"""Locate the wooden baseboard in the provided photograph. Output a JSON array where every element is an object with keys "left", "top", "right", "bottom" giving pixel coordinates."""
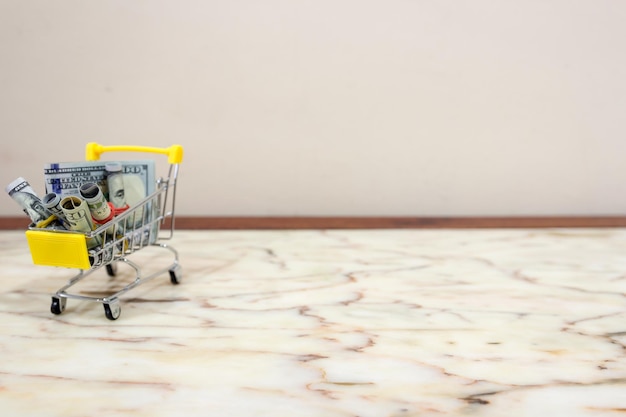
[
  {"left": 3, "top": 216, "right": 626, "bottom": 230},
  {"left": 166, "top": 216, "right": 626, "bottom": 229}
]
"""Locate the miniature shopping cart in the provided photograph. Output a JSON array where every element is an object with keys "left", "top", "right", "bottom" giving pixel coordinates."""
[{"left": 25, "top": 143, "right": 184, "bottom": 320}]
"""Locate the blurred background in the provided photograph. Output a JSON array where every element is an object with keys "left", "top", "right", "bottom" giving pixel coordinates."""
[{"left": 1, "top": 0, "right": 625, "bottom": 217}]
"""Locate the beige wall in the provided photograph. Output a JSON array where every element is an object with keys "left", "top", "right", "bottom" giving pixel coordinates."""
[{"left": 1, "top": 1, "right": 625, "bottom": 217}]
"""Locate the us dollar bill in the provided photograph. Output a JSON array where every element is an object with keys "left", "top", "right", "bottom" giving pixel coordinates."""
[
  {"left": 105, "top": 162, "right": 127, "bottom": 209},
  {"left": 42, "top": 193, "right": 66, "bottom": 220},
  {"left": 42, "top": 192, "right": 70, "bottom": 229},
  {"left": 80, "top": 182, "right": 112, "bottom": 222},
  {"left": 60, "top": 196, "right": 102, "bottom": 249},
  {"left": 44, "top": 160, "right": 155, "bottom": 206},
  {"left": 5, "top": 177, "right": 53, "bottom": 225},
  {"left": 88, "top": 245, "right": 115, "bottom": 268},
  {"left": 44, "top": 159, "right": 158, "bottom": 243}
]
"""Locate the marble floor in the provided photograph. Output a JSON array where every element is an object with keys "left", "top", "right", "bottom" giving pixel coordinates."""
[{"left": 0, "top": 228, "right": 625, "bottom": 416}]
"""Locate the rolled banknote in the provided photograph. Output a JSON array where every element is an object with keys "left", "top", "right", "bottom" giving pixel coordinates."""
[
  {"left": 42, "top": 193, "right": 67, "bottom": 221},
  {"left": 60, "top": 196, "right": 101, "bottom": 249},
  {"left": 41, "top": 192, "right": 69, "bottom": 229},
  {"left": 105, "top": 162, "right": 127, "bottom": 209},
  {"left": 79, "top": 182, "right": 112, "bottom": 222},
  {"left": 5, "top": 177, "right": 53, "bottom": 225}
]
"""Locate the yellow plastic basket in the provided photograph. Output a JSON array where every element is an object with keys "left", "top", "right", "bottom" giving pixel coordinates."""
[{"left": 26, "top": 230, "right": 91, "bottom": 270}]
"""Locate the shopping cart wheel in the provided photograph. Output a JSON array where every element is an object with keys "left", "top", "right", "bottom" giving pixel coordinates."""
[
  {"left": 106, "top": 262, "right": 118, "bottom": 277},
  {"left": 169, "top": 264, "right": 182, "bottom": 285},
  {"left": 50, "top": 296, "right": 66, "bottom": 315},
  {"left": 103, "top": 302, "right": 121, "bottom": 320}
]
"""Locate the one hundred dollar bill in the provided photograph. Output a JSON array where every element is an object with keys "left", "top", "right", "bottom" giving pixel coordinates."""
[{"left": 43, "top": 160, "right": 156, "bottom": 208}]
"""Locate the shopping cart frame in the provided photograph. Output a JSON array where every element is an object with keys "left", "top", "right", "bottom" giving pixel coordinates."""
[{"left": 25, "top": 143, "right": 184, "bottom": 320}]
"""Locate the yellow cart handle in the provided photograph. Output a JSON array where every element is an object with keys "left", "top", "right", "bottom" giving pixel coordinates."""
[{"left": 85, "top": 142, "right": 184, "bottom": 164}]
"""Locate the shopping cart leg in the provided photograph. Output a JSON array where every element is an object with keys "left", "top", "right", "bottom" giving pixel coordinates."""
[
  {"left": 51, "top": 296, "right": 67, "bottom": 315},
  {"left": 103, "top": 299, "right": 121, "bottom": 320},
  {"left": 169, "top": 264, "right": 182, "bottom": 285}
]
